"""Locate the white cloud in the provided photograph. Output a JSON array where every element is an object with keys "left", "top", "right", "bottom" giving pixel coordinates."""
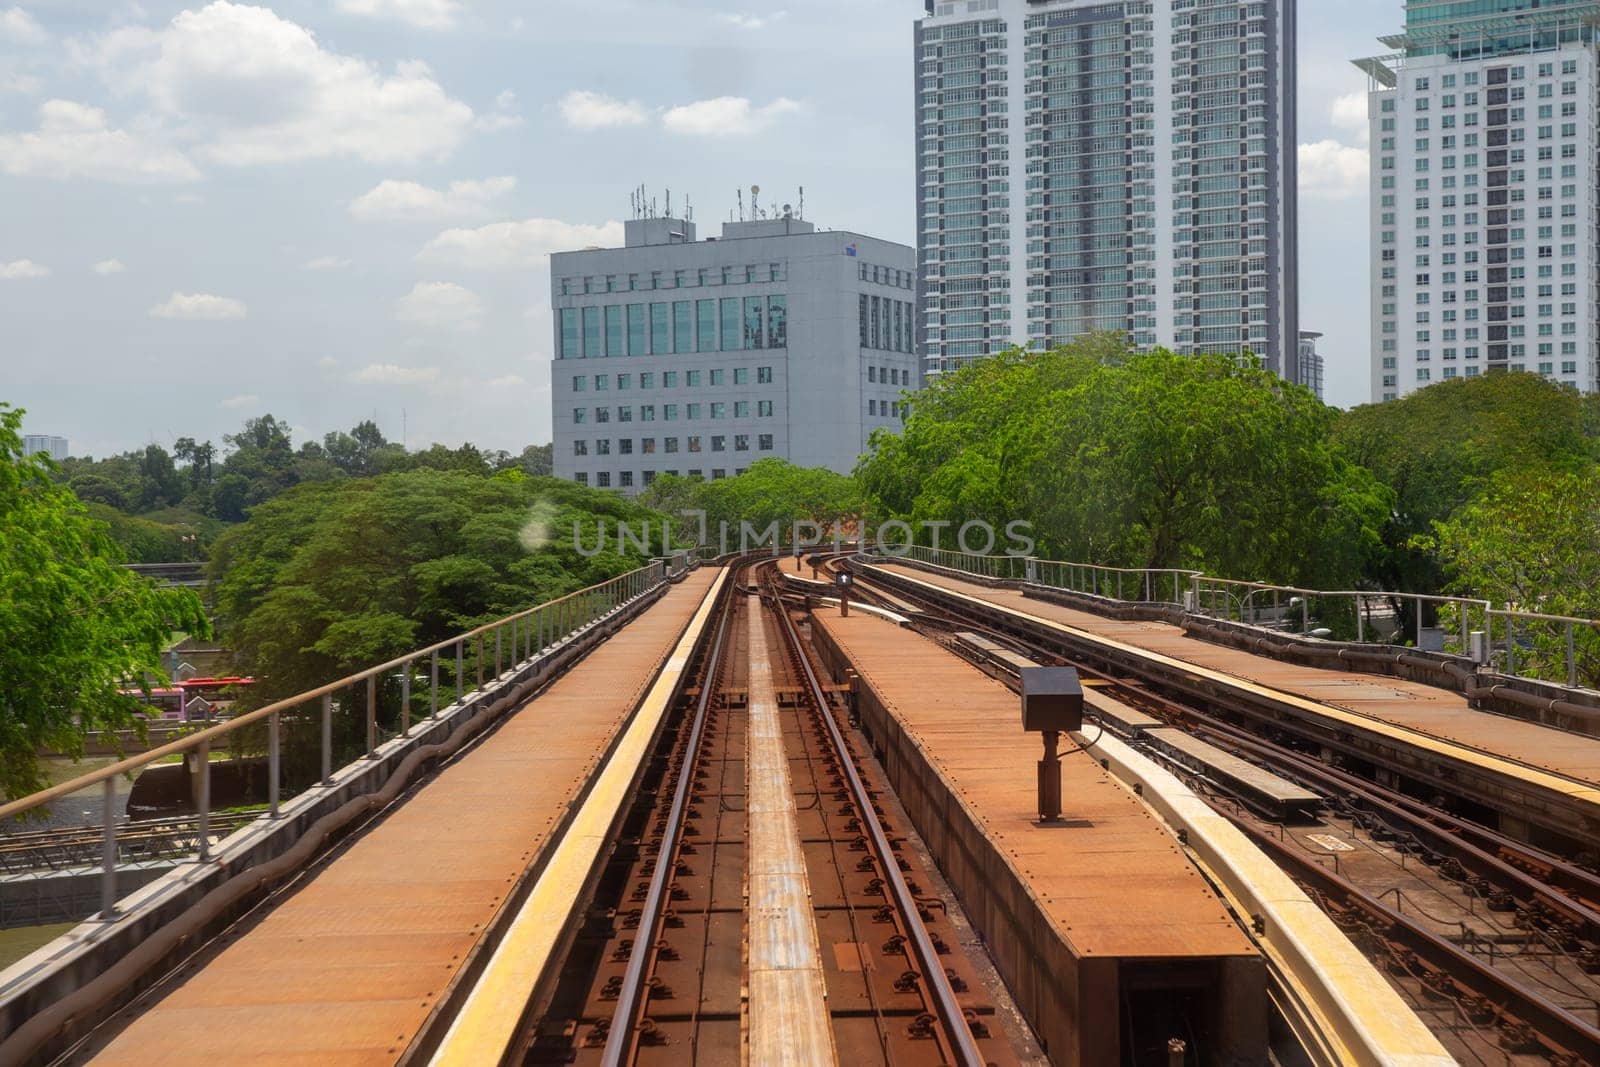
[
  {"left": 301, "top": 255, "right": 352, "bottom": 270},
  {"left": 0, "top": 7, "right": 46, "bottom": 45},
  {"left": 91, "top": 258, "right": 124, "bottom": 275},
  {"left": 148, "top": 291, "right": 248, "bottom": 320},
  {"left": 103, "top": 2, "right": 475, "bottom": 167},
  {"left": 352, "top": 361, "right": 441, "bottom": 384},
  {"left": 478, "top": 89, "right": 522, "bottom": 132},
  {"left": 350, "top": 176, "right": 515, "bottom": 222},
  {"left": 335, "top": 0, "right": 461, "bottom": 30},
  {"left": 484, "top": 373, "right": 525, "bottom": 388},
  {"left": 718, "top": 11, "right": 787, "bottom": 30},
  {"left": 558, "top": 90, "right": 648, "bottom": 130},
  {"left": 1330, "top": 92, "right": 1369, "bottom": 142},
  {"left": 661, "top": 96, "right": 801, "bottom": 137},
  {"left": 317, "top": 355, "right": 339, "bottom": 369},
  {"left": 1, "top": 71, "right": 40, "bottom": 94},
  {"left": 219, "top": 392, "right": 258, "bottom": 408},
  {"left": 0, "top": 258, "right": 48, "bottom": 279},
  {"left": 1299, "top": 140, "right": 1369, "bottom": 200},
  {"left": 0, "top": 99, "right": 201, "bottom": 183},
  {"left": 395, "top": 280, "right": 483, "bottom": 330},
  {"left": 419, "top": 217, "right": 624, "bottom": 269}
]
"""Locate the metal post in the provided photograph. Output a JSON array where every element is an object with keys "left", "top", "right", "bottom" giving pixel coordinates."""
[
  {"left": 101, "top": 777, "right": 118, "bottom": 919},
  {"left": 1416, "top": 595, "right": 1424, "bottom": 648},
  {"left": 401, "top": 661, "right": 412, "bottom": 735},
  {"left": 321, "top": 693, "right": 332, "bottom": 784},
  {"left": 197, "top": 739, "right": 212, "bottom": 862},
  {"left": 1145, "top": 570, "right": 1151, "bottom": 602},
  {"left": 268, "top": 711, "right": 280, "bottom": 818},
  {"left": 1117, "top": 571, "right": 1123, "bottom": 601},
  {"left": 476, "top": 634, "right": 484, "bottom": 691},
  {"left": 1302, "top": 597, "right": 1309, "bottom": 634},
  {"left": 1461, "top": 601, "right": 1470, "bottom": 655},
  {"left": 1356, "top": 594, "right": 1365, "bottom": 643},
  {"left": 430, "top": 650, "right": 439, "bottom": 719},
  {"left": 456, "top": 640, "right": 464, "bottom": 703},
  {"left": 1507, "top": 615, "right": 1516, "bottom": 676},
  {"left": 495, "top": 626, "right": 503, "bottom": 680},
  {"left": 366, "top": 676, "right": 377, "bottom": 757},
  {"left": 1567, "top": 623, "right": 1577, "bottom": 688}
]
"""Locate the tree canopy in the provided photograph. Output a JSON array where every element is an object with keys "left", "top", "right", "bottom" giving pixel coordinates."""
[
  {"left": 210, "top": 469, "right": 678, "bottom": 700},
  {"left": 639, "top": 459, "right": 860, "bottom": 549},
  {"left": 0, "top": 405, "right": 210, "bottom": 800},
  {"left": 856, "top": 337, "right": 1389, "bottom": 588}
]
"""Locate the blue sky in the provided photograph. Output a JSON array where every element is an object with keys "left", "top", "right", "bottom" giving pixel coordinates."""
[{"left": 1, "top": 0, "right": 1394, "bottom": 458}]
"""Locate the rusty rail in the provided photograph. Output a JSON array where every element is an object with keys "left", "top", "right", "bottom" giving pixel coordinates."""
[{"left": 768, "top": 574, "right": 987, "bottom": 1067}]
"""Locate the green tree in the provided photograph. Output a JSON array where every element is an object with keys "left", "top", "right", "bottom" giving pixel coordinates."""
[
  {"left": 857, "top": 338, "right": 1388, "bottom": 588},
  {"left": 1427, "top": 466, "right": 1600, "bottom": 686},
  {"left": 641, "top": 459, "right": 860, "bottom": 549},
  {"left": 0, "top": 405, "right": 210, "bottom": 800}
]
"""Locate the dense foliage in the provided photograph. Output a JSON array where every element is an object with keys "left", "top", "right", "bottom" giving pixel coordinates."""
[
  {"left": 210, "top": 469, "right": 676, "bottom": 701},
  {"left": 54, "top": 414, "right": 553, "bottom": 560},
  {"left": 639, "top": 459, "right": 860, "bottom": 550},
  {"left": 857, "top": 337, "right": 1389, "bottom": 588},
  {"left": 0, "top": 405, "right": 210, "bottom": 800}
]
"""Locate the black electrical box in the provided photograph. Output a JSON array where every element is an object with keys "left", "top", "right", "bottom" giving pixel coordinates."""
[{"left": 1020, "top": 666, "right": 1084, "bottom": 733}]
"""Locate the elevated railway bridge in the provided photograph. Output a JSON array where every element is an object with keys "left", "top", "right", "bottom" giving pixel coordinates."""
[{"left": 4, "top": 547, "right": 1599, "bottom": 1065}]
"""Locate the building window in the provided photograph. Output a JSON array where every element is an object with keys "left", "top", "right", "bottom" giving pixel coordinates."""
[
  {"left": 650, "top": 303, "right": 669, "bottom": 355},
  {"left": 709, "top": 369, "right": 724, "bottom": 386},
  {"left": 734, "top": 401, "right": 750, "bottom": 418},
  {"left": 758, "top": 400, "right": 773, "bottom": 417},
  {"left": 687, "top": 403, "right": 701, "bottom": 420},
  {"left": 697, "top": 299, "right": 718, "bottom": 352},
  {"left": 582, "top": 306, "right": 601, "bottom": 358},
  {"left": 674, "top": 300, "right": 693, "bottom": 353},
  {"left": 744, "top": 297, "right": 765, "bottom": 349},
  {"left": 620, "top": 471, "right": 633, "bottom": 488},
  {"left": 759, "top": 434, "right": 773, "bottom": 451},
  {"left": 627, "top": 304, "right": 647, "bottom": 356},
  {"left": 859, "top": 294, "right": 869, "bottom": 346},
  {"left": 688, "top": 436, "right": 702, "bottom": 453},
  {"left": 711, "top": 402, "right": 725, "bottom": 419},
  {"left": 560, "top": 308, "right": 579, "bottom": 359},
  {"left": 596, "top": 407, "right": 610, "bottom": 424},
  {"left": 572, "top": 375, "right": 585, "bottom": 391},
  {"left": 605, "top": 305, "right": 623, "bottom": 357},
  {"left": 641, "top": 405, "right": 655, "bottom": 422},
  {"left": 735, "top": 434, "right": 750, "bottom": 451},
  {"left": 767, "top": 295, "right": 787, "bottom": 348},
  {"left": 594, "top": 374, "right": 608, "bottom": 390},
  {"left": 711, "top": 435, "right": 726, "bottom": 452},
  {"left": 758, "top": 366, "right": 773, "bottom": 384},
  {"left": 575, "top": 472, "right": 588, "bottom": 485},
  {"left": 721, "top": 297, "right": 741, "bottom": 350},
  {"left": 573, "top": 440, "right": 587, "bottom": 456},
  {"left": 619, "top": 438, "right": 633, "bottom": 454},
  {"left": 642, "top": 437, "right": 656, "bottom": 454},
  {"left": 665, "top": 437, "right": 679, "bottom": 453},
  {"left": 597, "top": 471, "right": 610, "bottom": 487},
  {"left": 573, "top": 408, "right": 586, "bottom": 424},
  {"left": 733, "top": 367, "right": 748, "bottom": 385},
  {"left": 643, "top": 470, "right": 657, "bottom": 486},
  {"left": 868, "top": 366, "right": 876, "bottom": 383}
]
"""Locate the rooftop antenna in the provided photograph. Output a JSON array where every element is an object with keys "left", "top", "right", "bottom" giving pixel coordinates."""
[
  {"left": 666, "top": 188, "right": 672, "bottom": 217},
  {"left": 799, "top": 185, "right": 805, "bottom": 221},
  {"left": 751, "top": 184, "right": 761, "bottom": 220},
  {"left": 737, "top": 187, "right": 744, "bottom": 221}
]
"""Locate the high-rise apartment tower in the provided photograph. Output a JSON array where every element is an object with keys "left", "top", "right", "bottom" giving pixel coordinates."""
[
  {"left": 915, "top": 0, "right": 1299, "bottom": 378},
  {"left": 1358, "top": 0, "right": 1600, "bottom": 400}
]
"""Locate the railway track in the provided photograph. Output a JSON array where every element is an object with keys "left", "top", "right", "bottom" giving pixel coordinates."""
[
  {"left": 834, "top": 558, "right": 1600, "bottom": 1066},
  {"left": 510, "top": 558, "right": 1027, "bottom": 1065}
]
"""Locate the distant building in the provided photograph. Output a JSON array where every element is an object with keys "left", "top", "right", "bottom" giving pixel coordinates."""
[
  {"left": 1298, "top": 331, "right": 1325, "bottom": 401},
  {"left": 550, "top": 211, "right": 918, "bottom": 492},
  {"left": 914, "top": 0, "right": 1300, "bottom": 380},
  {"left": 1358, "top": 0, "right": 1600, "bottom": 400},
  {"left": 22, "top": 434, "right": 69, "bottom": 461}
]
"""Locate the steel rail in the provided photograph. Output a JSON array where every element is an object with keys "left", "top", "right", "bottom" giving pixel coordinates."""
[
  {"left": 767, "top": 570, "right": 987, "bottom": 1067},
  {"left": 599, "top": 570, "right": 737, "bottom": 1067}
]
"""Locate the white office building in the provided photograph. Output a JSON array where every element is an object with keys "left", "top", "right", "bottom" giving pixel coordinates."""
[
  {"left": 1358, "top": 1, "right": 1600, "bottom": 401},
  {"left": 915, "top": 0, "right": 1299, "bottom": 379},
  {"left": 22, "top": 434, "right": 69, "bottom": 461},
  {"left": 550, "top": 214, "right": 918, "bottom": 492}
]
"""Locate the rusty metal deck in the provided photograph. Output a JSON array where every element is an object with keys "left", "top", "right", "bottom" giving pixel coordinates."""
[
  {"left": 82, "top": 569, "right": 722, "bottom": 1067},
  {"left": 875, "top": 564, "right": 1600, "bottom": 784},
  {"left": 809, "top": 609, "right": 1252, "bottom": 962}
]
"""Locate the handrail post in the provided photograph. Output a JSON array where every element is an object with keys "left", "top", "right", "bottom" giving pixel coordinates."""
[
  {"left": 495, "top": 626, "right": 503, "bottom": 680},
  {"left": 456, "top": 640, "right": 464, "bottom": 704},
  {"left": 401, "top": 660, "right": 412, "bottom": 736},
  {"left": 1415, "top": 594, "right": 1424, "bottom": 648},
  {"left": 477, "top": 633, "right": 485, "bottom": 691},
  {"left": 1507, "top": 612, "right": 1517, "bottom": 676},
  {"left": 366, "top": 676, "right": 377, "bottom": 758},
  {"left": 430, "top": 650, "right": 439, "bottom": 719},
  {"left": 1461, "top": 600, "right": 1470, "bottom": 655},
  {"left": 100, "top": 778, "right": 118, "bottom": 919},
  {"left": 197, "top": 739, "right": 211, "bottom": 862},
  {"left": 1567, "top": 622, "right": 1577, "bottom": 688},
  {"left": 1357, "top": 594, "right": 1365, "bottom": 643},
  {"left": 321, "top": 694, "right": 332, "bottom": 784},
  {"left": 268, "top": 710, "right": 281, "bottom": 818}
]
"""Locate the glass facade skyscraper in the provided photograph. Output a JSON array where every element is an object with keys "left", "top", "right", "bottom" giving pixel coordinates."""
[
  {"left": 1358, "top": 0, "right": 1600, "bottom": 400},
  {"left": 915, "top": 0, "right": 1299, "bottom": 379}
]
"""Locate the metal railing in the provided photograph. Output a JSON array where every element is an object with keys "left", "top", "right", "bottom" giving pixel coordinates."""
[
  {"left": 0, "top": 558, "right": 682, "bottom": 923},
  {"left": 877, "top": 544, "right": 1598, "bottom": 691}
]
